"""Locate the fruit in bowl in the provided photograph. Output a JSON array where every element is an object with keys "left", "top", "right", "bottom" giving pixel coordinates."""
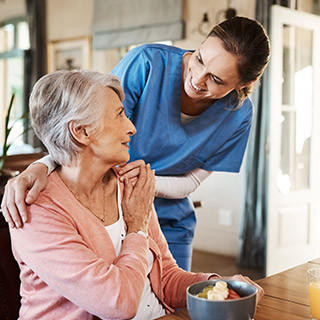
[
  {"left": 187, "top": 279, "right": 257, "bottom": 320},
  {"left": 196, "top": 280, "right": 241, "bottom": 301}
]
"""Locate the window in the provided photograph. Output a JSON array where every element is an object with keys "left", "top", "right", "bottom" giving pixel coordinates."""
[{"left": 0, "top": 18, "right": 33, "bottom": 155}]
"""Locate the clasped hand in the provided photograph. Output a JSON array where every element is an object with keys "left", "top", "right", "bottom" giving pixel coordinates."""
[{"left": 120, "top": 161, "right": 155, "bottom": 234}]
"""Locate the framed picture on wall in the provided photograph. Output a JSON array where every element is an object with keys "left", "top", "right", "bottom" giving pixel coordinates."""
[{"left": 47, "top": 36, "right": 91, "bottom": 73}]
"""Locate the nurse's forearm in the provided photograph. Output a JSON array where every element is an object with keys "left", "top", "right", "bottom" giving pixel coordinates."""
[{"left": 155, "top": 168, "right": 211, "bottom": 199}]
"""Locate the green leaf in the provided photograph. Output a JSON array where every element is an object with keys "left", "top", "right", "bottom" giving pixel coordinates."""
[{"left": 4, "top": 144, "right": 11, "bottom": 152}]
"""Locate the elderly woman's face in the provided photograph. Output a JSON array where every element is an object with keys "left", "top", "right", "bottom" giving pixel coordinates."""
[
  {"left": 183, "top": 36, "right": 241, "bottom": 103},
  {"left": 89, "top": 87, "right": 136, "bottom": 165}
]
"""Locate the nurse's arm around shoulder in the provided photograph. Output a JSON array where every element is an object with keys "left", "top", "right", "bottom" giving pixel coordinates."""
[
  {"left": 1, "top": 159, "right": 50, "bottom": 228},
  {"left": 116, "top": 161, "right": 212, "bottom": 199}
]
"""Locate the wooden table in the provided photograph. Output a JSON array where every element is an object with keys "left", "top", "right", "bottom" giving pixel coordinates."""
[
  {"left": 254, "top": 258, "right": 320, "bottom": 320},
  {"left": 158, "top": 258, "right": 320, "bottom": 319}
]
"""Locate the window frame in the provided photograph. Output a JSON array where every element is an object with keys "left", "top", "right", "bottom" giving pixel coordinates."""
[{"left": 0, "top": 16, "right": 30, "bottom": 151}]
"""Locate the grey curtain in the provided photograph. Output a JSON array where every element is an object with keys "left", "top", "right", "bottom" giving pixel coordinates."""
[
  {"left": 25, "top": 0, "right": 47, "bottom": 147},
  {"left": 237, "top": 0, "right": 290, "bottom": 271},
  {"left": 26, "top": 0, "right": 47, "bottom": 86},
  {"left": 92, "top": 0, "right": 184, "bottom": 49}
]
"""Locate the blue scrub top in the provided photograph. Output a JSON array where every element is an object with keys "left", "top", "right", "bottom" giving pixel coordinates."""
[{"left": 111, "top": 44, "right": 252, "bottom": 241}]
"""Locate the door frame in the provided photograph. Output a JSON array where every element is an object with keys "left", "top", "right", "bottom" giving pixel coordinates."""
[{"left": 267, "top": 5, "right": 320, "bottom": 276}]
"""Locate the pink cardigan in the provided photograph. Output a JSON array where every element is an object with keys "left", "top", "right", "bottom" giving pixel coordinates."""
[{"left": 10, "top": 171, "right": 213, "bottom": 319}]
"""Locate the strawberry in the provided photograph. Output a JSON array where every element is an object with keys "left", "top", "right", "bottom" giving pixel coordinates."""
[{"left": 227, "top": 288, "right": 241, "bottom": 300}]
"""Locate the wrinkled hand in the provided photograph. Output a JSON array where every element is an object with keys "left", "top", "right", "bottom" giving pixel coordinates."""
[
  {"left": 1, "top": 163, "right": 49, "bottom": 228},
  {"left": 121, "top": 163, "right": 155, "bottom": 234},
  {"left": 115, "top": 160, "right": 146, "bottom": 185}
]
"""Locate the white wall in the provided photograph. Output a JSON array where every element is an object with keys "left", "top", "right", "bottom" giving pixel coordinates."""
[
  {"left": 176, "top": 0, "right": 255, "bottom": 49},
  {"left": 190, "top": 162, "right": 248, "bottom": 256},
  {"left": 46, "top": 0, "right": 93, "bottom": 41},
  {"left": 1, "top": 0, "right": 255, "bottom": 257},
  {"left": 0, "top": 0, "right": 25, "bottom": 22},
  {"left": 45, "top": 0, "right": 255, "bottom": 78}
]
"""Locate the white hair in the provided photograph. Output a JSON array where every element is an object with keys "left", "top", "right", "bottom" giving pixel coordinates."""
[{"left": 29, "top": 70, "right": 124, "bottom": 166}]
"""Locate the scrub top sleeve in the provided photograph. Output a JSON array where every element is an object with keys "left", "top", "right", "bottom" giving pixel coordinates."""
[
  {"left": 111, "top": 46, "right": 150, "bottom": 119},
  {"left": 202, "top": 109, "right": 252, "bottom": 173},
  {"left": 32, "top": 154, "right": 57, "bottom": 175}
]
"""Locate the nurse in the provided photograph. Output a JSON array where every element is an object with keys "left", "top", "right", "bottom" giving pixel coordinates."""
[{"left": 1, "top": 17, "right": 270, "bottom": 271}]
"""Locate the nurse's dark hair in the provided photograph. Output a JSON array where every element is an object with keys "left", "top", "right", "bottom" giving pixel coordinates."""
[{"left": 208, "top": 16, "right": 270, "bottom": 108}]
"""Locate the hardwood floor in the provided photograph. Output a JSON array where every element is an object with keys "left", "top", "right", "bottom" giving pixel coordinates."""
[{"left": 191, "top": 250, "right": 265, "bottom": 281}]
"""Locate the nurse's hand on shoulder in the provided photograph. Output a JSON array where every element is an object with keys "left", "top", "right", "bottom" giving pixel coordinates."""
[
  {"left": 122, "top": 163, "right": 155, "bottom": 234},
  {"left": 1, "top": 163, "right": 49, "bottom": 229},
  {"left": 115, "top": 159, "right": 147, "bottom": 186}
]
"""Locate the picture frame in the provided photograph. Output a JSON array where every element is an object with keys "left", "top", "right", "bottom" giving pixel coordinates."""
[{"left": 47, "top": 36, "right": 91, "bottom": 73}]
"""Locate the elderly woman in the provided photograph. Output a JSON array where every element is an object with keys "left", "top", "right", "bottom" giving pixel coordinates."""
[{"left": 10, "top": 70, "right": 263, "bottom": 319}]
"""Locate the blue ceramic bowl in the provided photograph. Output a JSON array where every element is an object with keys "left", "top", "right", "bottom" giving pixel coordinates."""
[{"left": 187, "top": 279, "right": 257, "bottom": 320}]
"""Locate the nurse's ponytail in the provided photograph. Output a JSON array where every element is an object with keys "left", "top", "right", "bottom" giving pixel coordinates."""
[{"left": 208, "top": 17, "right": 270, "bottom": 109}]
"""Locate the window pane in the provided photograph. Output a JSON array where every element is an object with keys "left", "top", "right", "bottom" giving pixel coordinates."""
[
  {"left": 279, "top": 26, "right": 313, "bottom": 192},
  {"left": 0, "top": 60, "right": 5, "bottom": 126},
  {"left": 0, "top": 20, "right": 33, "bottom": 154},
  {"left": 280, "top": 111, "right": 311, "bottom": 192},
  {"left": 1, "top": 57, "right": 25, "bottom": 149},
  {"left": 282, "top": 26, "right": 313, "bottom": 106},
  {"left": 4, "top": 24, "right": 14, "bottom": 51},
  {"left": 282, "top": 25, "right": 293, "bottom": 106},
  {"left": 17, "top": 21, "right": 30, "bottom": 50},
  {"left": 0, "top": 28, "right": 5, "bottom": 53}
]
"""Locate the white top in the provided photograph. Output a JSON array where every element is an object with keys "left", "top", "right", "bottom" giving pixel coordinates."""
[{"left": 105, "top": 183, "right": 166, "bottom": 320}]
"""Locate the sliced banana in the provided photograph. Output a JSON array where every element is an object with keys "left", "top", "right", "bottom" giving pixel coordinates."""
[
  {"left": 207, "top": 290, "right": 225, "bottom": 301},
  {"left": 197, "top": 280, "right": 232, "bottom": 300},
  {"left": 206, "top": 281, "right": 229, "bottom": 301},
  {"left": 215, "top": 281, "right": 228, "bottom": 289},
  {"left": 213, "top": 286, "right": 228, "bottom": 299}
]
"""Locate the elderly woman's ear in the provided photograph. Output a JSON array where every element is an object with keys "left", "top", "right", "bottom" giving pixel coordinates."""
[{"left": 68, "top": 120, "right": 90, "bottom": 146}]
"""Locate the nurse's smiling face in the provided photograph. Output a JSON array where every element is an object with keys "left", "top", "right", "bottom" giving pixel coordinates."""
[{"left": 183, "top": 36, "right": 241, "bottom": 103}]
